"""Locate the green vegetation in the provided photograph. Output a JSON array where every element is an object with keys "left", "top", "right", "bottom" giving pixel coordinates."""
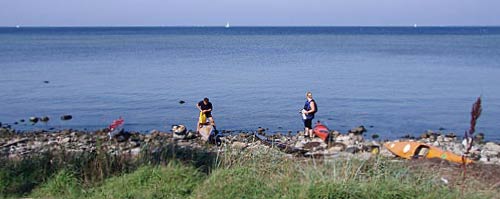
[
  {"left": 0, "top": 143, "right": 497, "bottom": 199},
  {"left": 29, "top": 163, "right": 203, "bottom": 199},
  {"left": 193, "top": 150, "right": 490, "bottom": 199},
  {"left": 30, "top": 169, "right": 82, "bottom": 198}
]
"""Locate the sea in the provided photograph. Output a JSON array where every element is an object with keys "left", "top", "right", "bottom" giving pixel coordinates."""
[{"left": 1, "top": 27, "right": 499, "bottom": 140}]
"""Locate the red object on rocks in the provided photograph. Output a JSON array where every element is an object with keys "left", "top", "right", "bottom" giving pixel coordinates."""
[
  {"left": 313, "top": 121, "right": 330, "bottom": 142},
  {"left": 109, "top": 117, "right": 124, "bottom": 131}
]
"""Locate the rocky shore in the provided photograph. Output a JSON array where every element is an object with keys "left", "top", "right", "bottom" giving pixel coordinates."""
[{"left": 1, "top": 125, "right": 499, "bottom": 165}]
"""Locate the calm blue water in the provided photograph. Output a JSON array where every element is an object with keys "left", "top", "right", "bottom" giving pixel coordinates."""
[{"left": 1, "top": 27, "right": 500, "bottom": 140}]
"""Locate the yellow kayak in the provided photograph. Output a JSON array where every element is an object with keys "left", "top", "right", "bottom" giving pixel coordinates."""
[{"left": 384, "top": 141, "right": 473, "bottom": 164}]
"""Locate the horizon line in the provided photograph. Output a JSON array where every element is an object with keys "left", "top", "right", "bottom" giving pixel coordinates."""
[{"left": 1, "top": 25, "right": 500, "bottom": 28}]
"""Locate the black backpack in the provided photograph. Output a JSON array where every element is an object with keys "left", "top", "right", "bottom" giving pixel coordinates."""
[{"left": 311, "top": 99, "right": 318, "bottom": 113}]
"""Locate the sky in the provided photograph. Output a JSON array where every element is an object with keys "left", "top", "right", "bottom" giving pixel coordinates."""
[{"left": 1, "top": 0, "right": 499, "bottom": 26}]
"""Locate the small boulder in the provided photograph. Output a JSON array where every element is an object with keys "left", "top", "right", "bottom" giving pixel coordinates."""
[
  {"left": 150, "top": 130, "right": 161, "bottom": 138},
  {"left": 128, "top": 141, "right": 140, "bottom": 148},
  {"left": 444, "top": 137, "right": 455, "bottom": 142},
  {"left": 436, "top": 135, "right": 445, "bottom": 142},
  {"left": 257, "top": 127, "right": 265, "bottom": 134},
  {"left": 429, "top": 135, "right": 437, "bottom": 142},
  {"left": 420, "top": 132, "right": 430, "bottom": 139},
  {"left": 272, "top": 132, "right": 282, "bottom": 139},
  {"left": 29, "top": 117, "right": 39, "bottom": 123},
  {"left": 61, "top": 137, "right": 71, "bottom": 143},
  {"left": 336, "top": 134, "right": 355, "bottom": 146},
  {"left": 445, "top": 132, "right": 457, "bottom": 138},
  {"left": 350, "top": 134, "right": 364, "bottom": 143},
  {"left": 186, "top": 131, "right": 196, "bottom": 139},
  {"left": 348, "top": 126, "right": 366, "bottom": 135},
  {"left": 483, "top": 142, "right": 500, "bottom": 153},
  {"left": 238, "top": 133, "right": 248, "bottom": 138},
  {"left": 328, "top": 142, "right": 347, "bottom": 152},
  {"left": 330, "top": 130, "right": 340, "bottom": 138},
  {"left": 172, "top": 125, "right": 187, "bottom": 140},
  {"left": 345, "top": 146, "right": 360, "bottom": 154},
  {"left": 0, "top": 127, "right": 10, "bottom": 136},
  {"left": 61, "top": 115, "right": 72, "bottom": 121},
  {"left": 303, "top": 142, "right": 322, "bottom": 150},
  {"left": 40, "top": 116, "right": 50, "bottom": 122},
  {"left": 401, "top": 134, "right": 415, "bottom": 139},
  {"left": 232, "top": 141, "right": 247, "bottom": 150},
  {"left": 474, "top": 133, "right": 485, "bottom": 143},
  {"left": 294, "top": 140, "right": 305, "bottom": 148},
  {"left": 129, "top": 147, "right": 141, "bottom": 156}
]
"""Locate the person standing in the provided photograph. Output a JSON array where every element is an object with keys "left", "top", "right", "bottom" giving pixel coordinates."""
[
  {"left": 196, "top": 97, "right": 215, "bottom": 132},
  {"left": 301, "top": 92, "right": 317, "bottom": 138}
]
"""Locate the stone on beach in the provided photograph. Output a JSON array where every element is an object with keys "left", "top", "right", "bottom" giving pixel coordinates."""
[
  {"left": 40, "top": 116, "right": 50, "bottom": 122},
  {"left": 328, "top": 142, "right": 347, "bottom": 153},
  {"left": 172, "top": 125, "right": 187, "bottom": 140},
  {"left": 482, "top": 142, "right": 500, "bottom": 160},
  {"left": 61, "top": 115, "right": 73, "bottom": 121},
  {"left": 475, "top": 133, "right": 485, "bottom": 143},
  {"left": 29, "top": 117, "right": 39, "bottom": 123},
  {"left": 348, "top": 126, "right": 366, "bottom": 135},
  {"left": 345, "top": 146, "right": 361, "bottom": 154},
  {"left": 232, "top": 141, "right": 247, "bottom": 150},
  {"left": 1, "top": 125, "right": 499, "bottom": 165}
]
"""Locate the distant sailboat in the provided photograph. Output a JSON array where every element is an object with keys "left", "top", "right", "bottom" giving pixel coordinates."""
[
  {"left": 413, "top": 24, "right": 418, "bottom": 28},
  {"left": 15, "top": 25, "right": 20, "bottom": 28},
  {"left": 225, "top": 22, "right": 230, "bottom": 28}
]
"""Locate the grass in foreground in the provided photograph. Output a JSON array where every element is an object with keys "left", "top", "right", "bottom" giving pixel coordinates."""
[
  {"left": 1, "top": 143, "right": 498, "bottom": 199},
  {"left": 30, "top": 163, "right": 204, "bottom": 199},
  {"left": 192, "top": 150, "right": 492, "bottom": 199}
]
